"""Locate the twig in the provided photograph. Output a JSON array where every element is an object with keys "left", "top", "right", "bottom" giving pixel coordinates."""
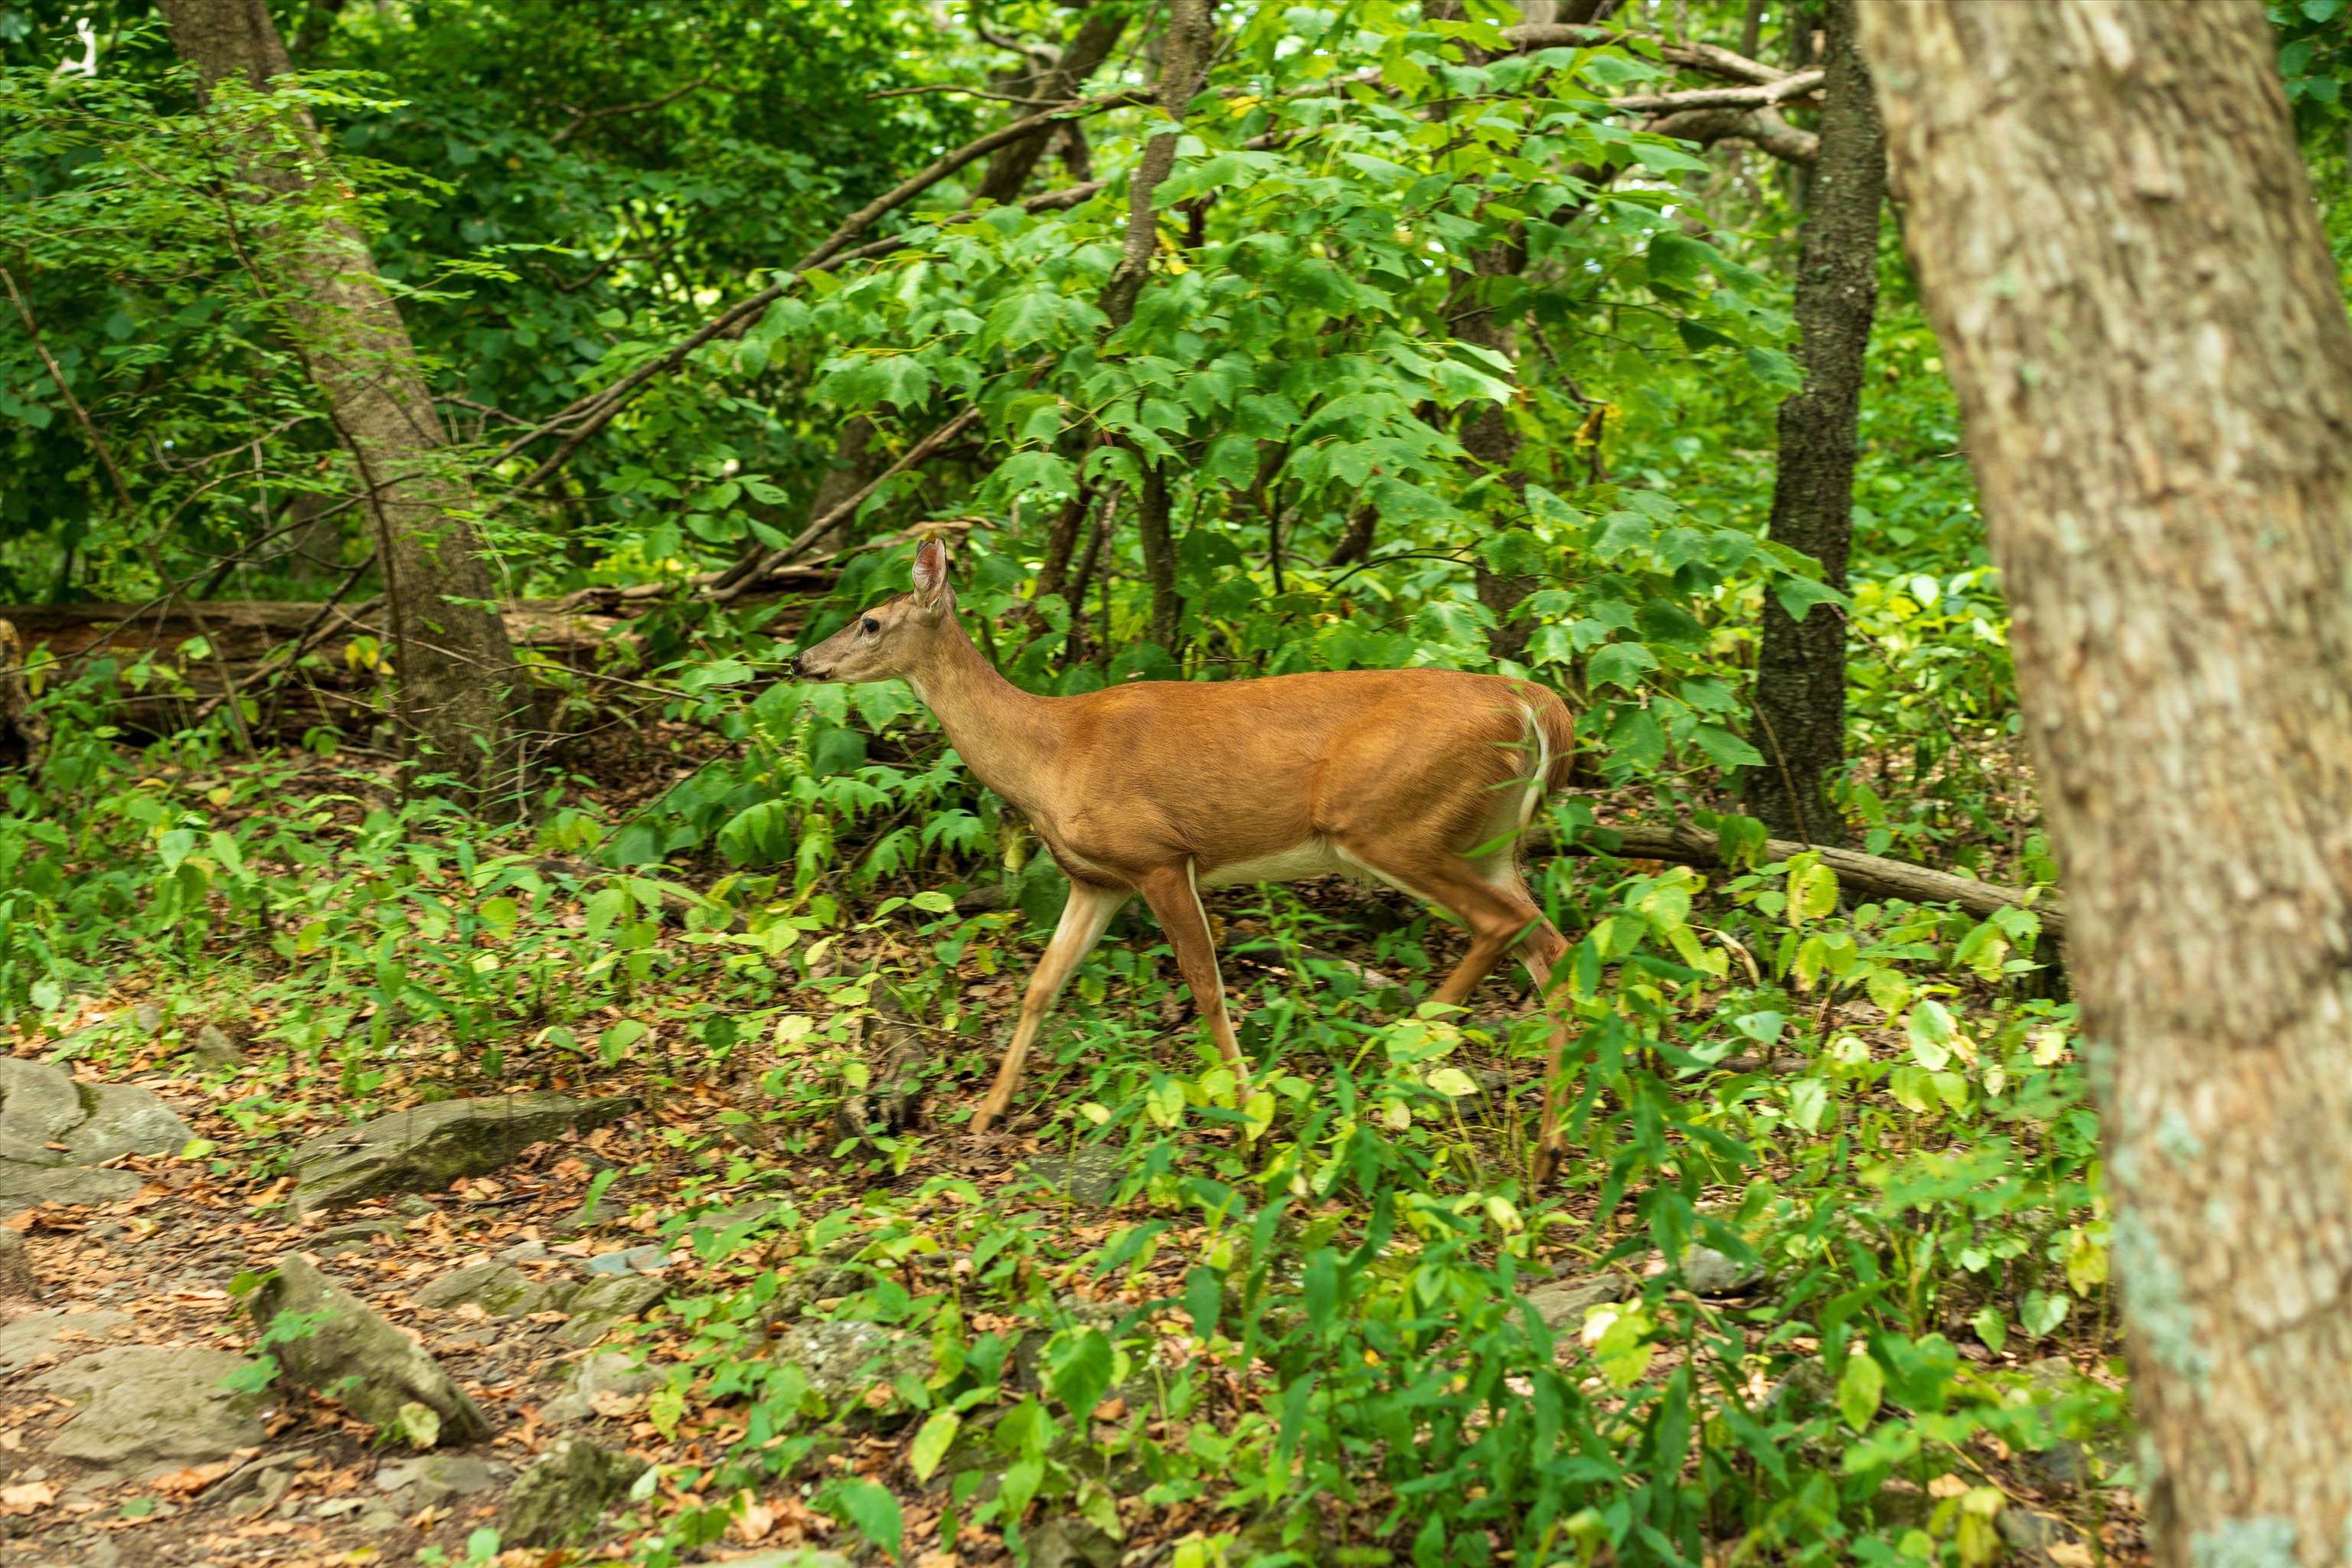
[
  {"left": 551, "top": 69, "right": 721, "bottom": 146},
  {"left": 708, "top": 405, "right": 988, "bottom": 599}
]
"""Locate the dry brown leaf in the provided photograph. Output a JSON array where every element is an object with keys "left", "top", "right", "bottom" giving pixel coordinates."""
[
  {"left": 152, "top": 1460, "right": 236, "bottom": 1496},
  {"left": 733, "top": 1493, "right": 776, "bottom": 1543},
  {"left": 0, "top": 1480, "right": 55, "bottom": 1514},
  {"left": 2045, "top": 1545, "right": 2095, "bottom": 1568}
]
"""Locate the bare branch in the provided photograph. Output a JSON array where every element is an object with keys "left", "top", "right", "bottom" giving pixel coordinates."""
[{"left": 550, "top": 69, "right": 721, "bottom": 146}]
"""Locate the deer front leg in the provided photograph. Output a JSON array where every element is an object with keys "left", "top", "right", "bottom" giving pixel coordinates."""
[
  {"left": 971, "top": 880, "right": 1128, "bottom": 1138},
  {"left": 1136, "top": 862, "right": 1250, "bottom": 1092}
]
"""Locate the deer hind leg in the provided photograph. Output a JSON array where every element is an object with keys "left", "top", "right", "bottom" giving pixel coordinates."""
[
  {"left": 1136, "top": 861, "right": 1250, "bottom": 1089},
  {"left": 1333, "top": 841, "right": 1541, "bottom": 1007},
  {"left": 1516, "top": 915, "right": 1574, "bottom": 1183},
  {"left": 972, "top": 880, "right": 1128, "bottom": 1137},
  {"left": 1338, "top": 839, "right": 1579, "bottom": 1177}
]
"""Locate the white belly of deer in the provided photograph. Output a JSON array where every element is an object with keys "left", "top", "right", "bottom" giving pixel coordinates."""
[{"left": 1197, "top": 839, "right": 1354, "bottom": 889}]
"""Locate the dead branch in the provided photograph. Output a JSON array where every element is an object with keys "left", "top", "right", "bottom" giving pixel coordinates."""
[{"left": 1551, "top": 820, "right": 2066, "bottom": 939}]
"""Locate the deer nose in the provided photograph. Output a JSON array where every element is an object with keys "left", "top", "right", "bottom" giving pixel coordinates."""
[{"left": 792, "top": 652, "right": 809, "bottom": 678}]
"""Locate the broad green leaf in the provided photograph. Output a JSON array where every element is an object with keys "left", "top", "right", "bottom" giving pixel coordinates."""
[
  {"left": 1838, "top": 1351, "right": 1884, "bottom": 1430},
  {"left": 909, "top": 1410, "right": 959, "bottom": 1482}
]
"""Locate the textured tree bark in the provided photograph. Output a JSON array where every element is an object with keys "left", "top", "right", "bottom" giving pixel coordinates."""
[
  {"left": 972, "top": 8, "right": 1129, "bottom": 207},
  {"left": 1745, "top": 0, "right": 1881, "bottom": 845},
  {"left": 1100, "top": 0, "right": 1210, "bottom": 655},
  {"left": 160, "top": 0, "right": 524, "bottom": 802},
  {"left": 1857, "top": 2, "right": 2352, "bottom": 1560}
]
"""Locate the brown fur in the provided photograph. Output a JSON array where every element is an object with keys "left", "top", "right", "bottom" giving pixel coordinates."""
[{"left": 796, "top": 541, "right": 1579, "bottom": 1174}]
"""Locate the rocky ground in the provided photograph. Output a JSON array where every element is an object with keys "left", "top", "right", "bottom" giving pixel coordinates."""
[{"left": 0, "top": 1020, "right": 908, "bottom": 1568}]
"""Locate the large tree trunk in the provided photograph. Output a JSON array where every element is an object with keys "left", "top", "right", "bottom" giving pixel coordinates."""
[
  {"left": 160, "top": 0, "right": 524, "bottom": 802},
  {"left": 1745, "top": 0, "right": 1881, "bottom": 844},
  {"left": 1858, "top": 2, "right": 2352, "bottom": 1560}
]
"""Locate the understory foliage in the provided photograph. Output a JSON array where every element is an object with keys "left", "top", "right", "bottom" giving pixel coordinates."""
[{"left": 7, "top": 0, "right": 2342, "bottom": 1564}]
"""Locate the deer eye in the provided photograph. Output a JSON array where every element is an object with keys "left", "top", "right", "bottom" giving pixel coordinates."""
[{"left": 861, "top": 616, "right": 880, "bottom": 635}]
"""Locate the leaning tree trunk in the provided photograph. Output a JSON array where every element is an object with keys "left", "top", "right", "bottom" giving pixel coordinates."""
[
  {"left": 1745, "top": 0, "right": 1881, "bottom": 844},
  {"left": 1858, "top": 2, "right": 2352, "bottom": 1560},
  {"left": 161, "top": 0, "right": 524, "bottom": 802},
  {"left": 972, "top": 7, "right": 1128, "bottom": 207}
]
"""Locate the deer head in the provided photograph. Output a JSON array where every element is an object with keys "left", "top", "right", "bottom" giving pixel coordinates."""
[{"left": 792, "top": 537, "right": 956, "bottom": 684}]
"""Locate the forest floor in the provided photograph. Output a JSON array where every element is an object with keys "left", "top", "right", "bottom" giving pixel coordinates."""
[{"left": 0, "top": 726, "right": 2140, "bottom": 1568}]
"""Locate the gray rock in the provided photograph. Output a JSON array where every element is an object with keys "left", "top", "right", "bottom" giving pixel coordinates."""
[
  {"left": 1523, "top": 1272, "right": 1637, "bottom": 1331},
  {"left": 541, "top": 1350, "right": 662, "bottom": 1426},
  {"left": 317, "top": 1219, "right": 406, "bottom": 1244},
  {"left": 374, "top": 1453, "right": 503, "bottom": 1511},
  {"left": 1022, "top": 1142, "right": 1126, "bottom": 1207},
  {"left": 251, "top": 1255, "right": 492, "bottom": 1446},
  {"left": 0, "top": 1309, "right": 129, "bottom": 1372},
  {"left": 1680, "top": 1241, "right": 1763, "bottom": 1297},
  {"left": 0, "top": 1060, "right": 191, "bottom": 1217},
  {"left": 581, "top": 1244, "right": 665, "bottom": 1276},
  {"left": 34, "top": 1345, "right": 266, "bottom": 1467},
  {"left": 60, "top": 1083, "right": 192, "bottom": 1164},
  {"left": 1999, "top": 1504, "right": 2088, "bottom": 1567},
  {"left": 501, "top": 1436, "right": 647, "bottom": 1547},
  {"left": 1030, "top": 1517, "right": 1121, "bottom": 1568},
  {"left": 0, "top": 1059, "right": 87, "bottom": 1161},
  {"left": 0, "top": 1228, "right": 37, "bottom": 1298},
  {"left": 0, "top": 1162, "right": 141, "bottom": 1212},
  {"left": 554, "top": 1273, "right": 669, "bottom": 1347},
  {"left": 767, "top": 1319, "right": 929, "bottom": 1410},
  {"left": 498, "top": 1240, "right": 550, "bottom": 1263},
  {"left": 286, "top": 1093, "right": 636, "bottom": 1217},
  {"left": 356, "top": 1506, "right": 404, "bottom": 1534},
  {"left": 217, "top": 1454, "right": 302, "bottom": 1517},
  {"left": 683, "top": 1197, "right": 788, "bottom": 1238},
  {"left": 189, "top": 1025, "right": 243, "bottom": 1069},
  {"left": 414, "top": 1260, "right": 570, "bottom": 1317}
]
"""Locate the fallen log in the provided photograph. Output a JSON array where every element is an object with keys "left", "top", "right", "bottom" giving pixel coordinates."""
[
  {"left": 1554, "top": 820, "right": 2066, "bottom": 940},
  {"left": 4, "top": 599, "right": 642, "bottom": 740}
]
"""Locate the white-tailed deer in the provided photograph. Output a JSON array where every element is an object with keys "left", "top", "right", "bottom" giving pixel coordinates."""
[{"left": 794, "top": 540, "right": 1579, "bottom": 1174}]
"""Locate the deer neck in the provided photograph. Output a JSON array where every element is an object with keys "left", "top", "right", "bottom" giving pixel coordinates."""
[{"left": 904, "top": 609, "right": 1062, "bottom": 812}]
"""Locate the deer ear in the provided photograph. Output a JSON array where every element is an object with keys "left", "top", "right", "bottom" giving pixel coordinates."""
[{"left": 911, "top": 538, "right": 951, "bottom": 608}]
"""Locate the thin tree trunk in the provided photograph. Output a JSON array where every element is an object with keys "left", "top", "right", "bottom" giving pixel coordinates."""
[
  {"left": 1135, "top": 464, "right": 1181, "bottom": 653},
  {"left": 1099, "top": 0, "right": 1210, "bottom": 656},
  {"left": 972, "top": 8, "right": 1128, "bottom": 207},
  {"left": 1745, "top": 0, "right": 1881, "bottom": 844},
  {"left": 1858, "top": 2, "right": 2352, "bottom": 1560},
  {"left": 161, "top": 0, "right": 524, "bottom": 802}
]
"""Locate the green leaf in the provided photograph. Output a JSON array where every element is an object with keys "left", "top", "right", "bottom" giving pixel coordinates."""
[
  {"left": 910, "top": 890, "right": 957, "bottom": 914},
  {"left": 396, "top": 1401, "right": 442, "bottom": 1449},
  {"left": 1971, "top": 1304, "right": 2008, "bottom": 1355},
  {"left": 1184, "top": 1266, "right": 1222, "bottom": 1340},
  {"left": 1906, "top": 998, "right": 1956, "bottom": 1071},
  {"left": 2020, "top": 1289, "right": 2071, "bottom": 1338},
  {"left": 1774, "top": 576, "right": 1847, "bottom": 623},
  {"left": 1587, "top": 642, "right": 1659, "bottom": 691},
  {"left": 1788, "top": 861, "right": 1838, "bottom": 923},
  {"left": 830, "top": 1478, "right": 903, "bottom": 1562},
  {"left": 1690, "top": 724, "right": 1764, "bottom": 770},
  {"left": 1426, "top": 1067, "right": 1479, "bottom": 1098},
  {"left": 909, "top": 1410, "right": 960, "bottom": 1483},
  {"left": 1048, "top": 1327, "right": 1113, "bottom": 1422},
  {"left": 1838, "top": 1351, "right": 1884, "bottom": 1430}
]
